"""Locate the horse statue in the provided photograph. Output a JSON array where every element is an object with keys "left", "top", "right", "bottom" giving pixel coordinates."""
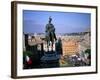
[{"left": 45, "top": 17, "right": 57, "bottom": 51}]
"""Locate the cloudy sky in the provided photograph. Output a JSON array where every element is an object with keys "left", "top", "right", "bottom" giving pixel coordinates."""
[{"left": 23, "top": 10, "right": 91, "bottom": 34}]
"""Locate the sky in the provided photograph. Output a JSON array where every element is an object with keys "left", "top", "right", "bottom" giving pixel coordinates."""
[{"left": 23, "top": 10, "right": 91, "bottom": 34}]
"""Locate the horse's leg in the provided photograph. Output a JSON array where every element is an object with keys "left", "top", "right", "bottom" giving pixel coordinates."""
[
  {"left": 51, "top": 41, "right": 54, "bottom": 51},
  {"left": 47, "top": 41, "right": 49, "bottom": 52}
]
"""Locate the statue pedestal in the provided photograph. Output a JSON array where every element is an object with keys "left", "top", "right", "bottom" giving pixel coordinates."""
[
  {"left": 41, "top": 51, "right": 60, "bottom": 62},
  {"left": 40, "top": 51, "right": 61, "bottom": 68}
]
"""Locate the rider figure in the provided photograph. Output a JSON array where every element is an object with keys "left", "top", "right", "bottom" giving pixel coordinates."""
[{"left": 45, "top": 16, "right": 57, "bottom": 41}]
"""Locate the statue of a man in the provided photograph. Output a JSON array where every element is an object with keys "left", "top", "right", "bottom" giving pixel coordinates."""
[{"left": 45, "top": 17, "right": 57, "bottom": 41}]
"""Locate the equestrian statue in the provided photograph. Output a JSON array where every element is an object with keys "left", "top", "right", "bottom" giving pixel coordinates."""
[{"left": 45, "top": 17, "right": 57, "bottom": 51}]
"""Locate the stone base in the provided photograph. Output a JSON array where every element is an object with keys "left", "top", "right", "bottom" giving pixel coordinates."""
[{"left": 41, "top": 51, "right": 61, "bottom": 63}]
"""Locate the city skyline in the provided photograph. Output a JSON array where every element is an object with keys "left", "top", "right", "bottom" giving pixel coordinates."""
[{"left": 23, "top": 10, "right": 91, "bottom": 34}]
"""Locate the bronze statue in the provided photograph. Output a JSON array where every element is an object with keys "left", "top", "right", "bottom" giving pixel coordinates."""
[{"left": 45, "top": 17, "right": 57, "bottom": 51}]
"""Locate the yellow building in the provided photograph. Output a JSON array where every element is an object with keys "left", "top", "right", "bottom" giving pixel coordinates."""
[{"left": 62, "top": 40, "right": 79, "bottom": 56}]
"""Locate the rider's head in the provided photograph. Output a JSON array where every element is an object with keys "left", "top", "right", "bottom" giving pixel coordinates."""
[{"left": 49, "top": 16, "right": 52, "bottom": 23}]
